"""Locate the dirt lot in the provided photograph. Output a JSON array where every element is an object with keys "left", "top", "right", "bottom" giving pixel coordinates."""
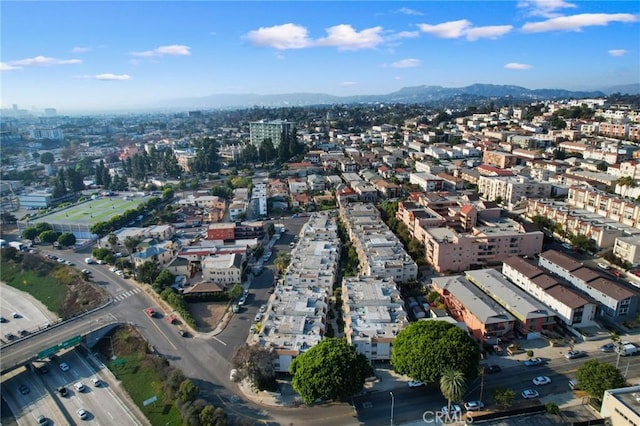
[{"left": 188, "top": 301, "right": 229, "bottom": 332}]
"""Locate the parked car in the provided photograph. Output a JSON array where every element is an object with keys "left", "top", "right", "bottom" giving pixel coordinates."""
[
  {"left": 597, "top": 263, "right": 610, "bottom": 270},
  {"left": 407, "top": 380, "right": 423, "bottom": 388},
  {"left": 232, "top": 305, "right": 241, "bottom": 313},
  {"left": 59, "top": 362, "right": 70, "bottom": 372},
  {"left": 178, "top": 329, "right": 190, "bottom": 337},
  {"left": 524, "top": 357, "right": 543, "bottom": 366},
  {"left": 12, "top": 312, "right": 20, "bottom": 318},
  {"left": 441, "top": 405, "right": 462, "bottom": 416},
  {"left": 259, "top": 304, "right": 267, "bottom": 313},
  {"left": 230, "top": 369, "right": 238, "bottom": 381},
  {"left": 57, "top": 386, "right": 68, "bottom": 397},
  {"left": 18, "top": 384, "right": 30, "bottom": 395},
  {"left": 254, "top": 313, "right": 262, "bottom": 322},
  {"left": 464, "top": 401, "right": 485, "bottom": 411},
  {"left": 565, "top": 350, "right": 587, "bottom": 359},
  {"left": 74, "top": 382, "right": 86, "bottom": 392},
  {"left": 0, "top": 316, "right": 7, "bottom": 323},
  {"left": 533, "top": 376, "right": 551, "bottom": 386},
  {"left": 91, "top": 377, "right": 102, "bottom": 387},
  {"left": 522, "top": 389, "right": 539, "bottom": 399},
  {"left": 37, "top": 415, "right": 49, "bottom": 425}
]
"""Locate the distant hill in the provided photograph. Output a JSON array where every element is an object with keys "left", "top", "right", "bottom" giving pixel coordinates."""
[{"left": 166, "top": 83, "right": 637, "bottom": 109}]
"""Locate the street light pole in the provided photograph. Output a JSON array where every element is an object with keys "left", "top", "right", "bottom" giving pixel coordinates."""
[{"left": 390, "top": 391, "right": 394, "bottom": 426}]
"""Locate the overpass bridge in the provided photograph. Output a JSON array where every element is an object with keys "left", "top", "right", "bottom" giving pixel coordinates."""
[{"left": 0, "top": 312, "right": 119, "bottom": 374}]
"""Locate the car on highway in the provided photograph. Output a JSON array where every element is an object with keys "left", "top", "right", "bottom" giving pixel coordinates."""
[
  {"left": 18, "top": 384, "right": 30, "bottom": 395},
  {"left": 74, "top": 382, "right": 86, "bottom": 392},
  {"left": 59, "top": 362, "right": 70, "bottom": 372},
  {"left": 76, "top": 408, "right": 88, "bottom": 420},
  {"left": 441, "top": 405, "right": 462, "bottom": 416},
  {"left": 407, "top": 380, "right": 423, "bottom": 388},
  {"left": 524, "top": 357, "right": 543, "bottom": 366},
  {"left": 565, "top": 350, "right": 587, "bottom": 359},
  {"left": 533, "top": 376, "right": 551, "bottom": 386},
  {"left": 522, "top": 389, "right": 539, "bottom": 399},
  {"left": 600, "top": 343, "right": 616, "bottom": 352},
  {"left": 485, "top": 365, "right": 501, "bottom": 374},
  {"left": 57, "top": 386, "right": 68, "bottom": 397},
  {"left": 464, "top": 401, "right": 485, "bottom": 411}
]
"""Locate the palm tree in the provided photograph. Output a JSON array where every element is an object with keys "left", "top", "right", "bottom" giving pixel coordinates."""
[
  {"left": 107, "top": 232, "right": 118, "bottom": 250},
  {"left": 440, "top": 369, "right": 467, "bottom": 419}
]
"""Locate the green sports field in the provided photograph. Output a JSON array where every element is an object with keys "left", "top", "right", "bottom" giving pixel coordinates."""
[{"left": 31, "top": 196, "right": 147, "bottom": 227}]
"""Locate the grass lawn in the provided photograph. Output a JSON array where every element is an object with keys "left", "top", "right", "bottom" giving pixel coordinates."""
[
  {"left": 31, "top": 196, "right": 147, "bottom": 226},
  {"left": 109, "top": 354, "right": 182, "bottom": 425},
  {"left": 0, "top": 260, "right": 67, "bottom": 313}
]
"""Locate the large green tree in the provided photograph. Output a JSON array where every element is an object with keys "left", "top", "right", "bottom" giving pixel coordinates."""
[
  {"left": 57, "top": 232, "right": 76, "bottom": 247},
  {"left": 231, "top": 344, "right": 277, "bottom": 391},
  {"left": 290, "top": 338, "right": 372, "bottom": 404},
  {"left": 391, "top": 321, "right": 481, "bottom": 383},
  {"left": 576, "top": 359, "right": 625, "bottom": 402}
]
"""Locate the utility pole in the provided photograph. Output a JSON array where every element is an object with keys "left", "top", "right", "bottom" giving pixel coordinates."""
[
  {"left": 390, "top": 391, "right": 394, "bottom": 426},
  {"left": 479, "top": 366, "right": 486, "bottom": 402}
]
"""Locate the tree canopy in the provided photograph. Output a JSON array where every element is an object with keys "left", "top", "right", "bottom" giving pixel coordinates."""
[
  {"left": 576, "top": 359, "right": 625, "bottom": 402},
  {"left": 290, "top": 338, "right": 373, "bottom": 404},
  {"left": 231, "top": 344, "right": 277, "bottom": 391},
  {"left": 391, "top": 321, "right": 480, "bottom": 383},
  {"left": 57, "top": 232, "right": 76, "bottom": 247}
]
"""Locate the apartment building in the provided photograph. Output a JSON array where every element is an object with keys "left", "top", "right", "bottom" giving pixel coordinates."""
[
  {"left": 201, "top": 253, "right": 243, "bottom": 286},
  {"left": 567, "top": 186, "right": 640, "bottom": 230},
  {"left": 340, "top": 202, "right": 418, "bottom": 283},
  {"left": 600, "top": 385, "right": 640, "bottom": 426},
  {"left": 527, "top": 198, "right": 635, "bottom": 249},
  {"left": 478, "top": 176, "right": 552, "bottom": 208},
  {"left": 502, "top": 256, "right": 597, "bottom": 327},
  {"left": 482, "top": 150, "right": 517, "bottom": 168},
  {"left": 258, "top": 211, "right": 340, "bottom": 373},
  {"left": 538, "top": 250, "right": 639, "bottom": 320},
  {"left": 251, "top": 182, "right": 268, "bottom": 217},
  {"left": 613, "top": 236, "right": 640, "bottom": 266},
  {"left": 342, "top": 276, "right": 408, "bottom": 362},
  {"left": 422, "top": 218, "right": 543, "bottom": 273},
  {"left": 465, "top": 269, "right": 557, "bottom": 336},
  {"left": 431, "top": 275, "right": 516, "bottom": 343},
  {"left": 409, "top": 172, "right": 445, "bottom": 192},
  {"left": 249, "top": 119, "right": 292, "bottom": 148}
]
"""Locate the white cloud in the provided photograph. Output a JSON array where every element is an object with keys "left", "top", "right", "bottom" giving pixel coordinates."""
[
  {"left": 95, "top": 73, "right": 132, "bottom": 81},
  {"left": 245, "top": 23, "right": 312, "bottom": 49},
  {"left": 608, "top": 49, "right": 628, "bottom": 56},
  {"left": 0, "top": 62, "right": 22, "bottom": 71},
  {"left": 418, "top": 19, "right": 471, "bottom": 38},
  {"left": 71, "top": 46, "right": 92, "bottom": 53},
  {"left": 522, "top": 13, "right": 638, "bottom": 33},
  {"left": 340, "top": 81, "right": 358, "bottom": 87},
  {"left": 130, "top": 44, "right": 191, "bottom": 57},
  {"left": 316, "top": 24, "right": 385, "bottom": 51},
  {"left": 274, "top": 52, "right": 285, "bottom": 60},
  {"left": 389, "top": 58, "right": 421, "bottom": 68},
  {"left": 518, "top": 0, "right": 577, "bottom": 18},
  {"left": 505, "top": 62, "right": 533, "bottom": 70},
  {"left": 3, "top": 56, "right": 82, "bottom": 70},
  {"left": 387, "top": 30, "right": 420, "bottom": 41},
  {"left": 466, "top": 25, "right": 514, "bottom": 41},
  {"left": 395, "top": 7, "right": 423, "bottom": 16}
]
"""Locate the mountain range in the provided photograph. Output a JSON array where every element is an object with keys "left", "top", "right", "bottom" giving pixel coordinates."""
[{"left": 167, "top": 83, "right": 640, "bottom": 110}]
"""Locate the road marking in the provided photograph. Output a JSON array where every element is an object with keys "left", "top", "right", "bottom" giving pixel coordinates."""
[
  {"left": 108, "top": 411, "right": 114, "bottom": 419},
  {"left": 212, "top": 335, "right": 227, "bottom": 346},
  {"left": 144, "top": 310, "right": 177, "bottom": 350}
]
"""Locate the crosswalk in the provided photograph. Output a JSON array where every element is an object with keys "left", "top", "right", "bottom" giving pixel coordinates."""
[{"left": 113, "top": 288, "right": 141, "bottom": 301}]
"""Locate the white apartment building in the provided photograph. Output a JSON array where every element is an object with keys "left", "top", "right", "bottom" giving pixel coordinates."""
[
  {"left": 501, "top": 256, "right": 597, "bottom": 327},
  {"left": 613, "top": 236, "right": 640, "bottom": 267},
  {"left": 342, "top": 276, "right": 408, "bottom": 362},
  {"left": 478, "top": 176, "right": 552, "bottom": 208},
  {"left": 251, "top": 183, "right": 267, "bottom": 217},
  {"left": 340, "top": 203, "right": 418, "bottom": 283},
  {"left": 249, "top": 119, "right": 292, "bottom": 148},
  {"left": 257, "top": 211, "right": 341, "bottom": 373},
  {"left": 202, "top": 253, "right": 243, "bottom": 286}
]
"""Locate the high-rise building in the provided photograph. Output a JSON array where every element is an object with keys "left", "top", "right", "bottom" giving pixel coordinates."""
[{"left": 249, "top": 119, "right": 292, "bottom": 148}]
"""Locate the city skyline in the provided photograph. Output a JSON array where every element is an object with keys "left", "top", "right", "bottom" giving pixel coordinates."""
[{"left": 1, "top": 1, "right": 639, "bottom": 113}]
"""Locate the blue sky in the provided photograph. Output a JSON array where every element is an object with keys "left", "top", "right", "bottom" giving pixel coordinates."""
[{"left": 1, "top": 1, "right": 639, "bottom": 112}]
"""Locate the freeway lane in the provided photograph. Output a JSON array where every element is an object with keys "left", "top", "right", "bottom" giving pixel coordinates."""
[{"left": 0, "top": 312, "right": 117, "bottom": 374}]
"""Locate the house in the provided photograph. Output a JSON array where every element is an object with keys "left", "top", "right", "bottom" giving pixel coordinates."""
[
  {"left": 202, "top": 253, "right": 243, "bottom": 286},
  {"left": 133, "top": 245, "right": 173, "bottom": 268},
  {"left": 166, "top": 256, "right": 192, "bottom": 277},
  {"left": 183, "top": 281, "right": 226, "bottom": 298}
]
